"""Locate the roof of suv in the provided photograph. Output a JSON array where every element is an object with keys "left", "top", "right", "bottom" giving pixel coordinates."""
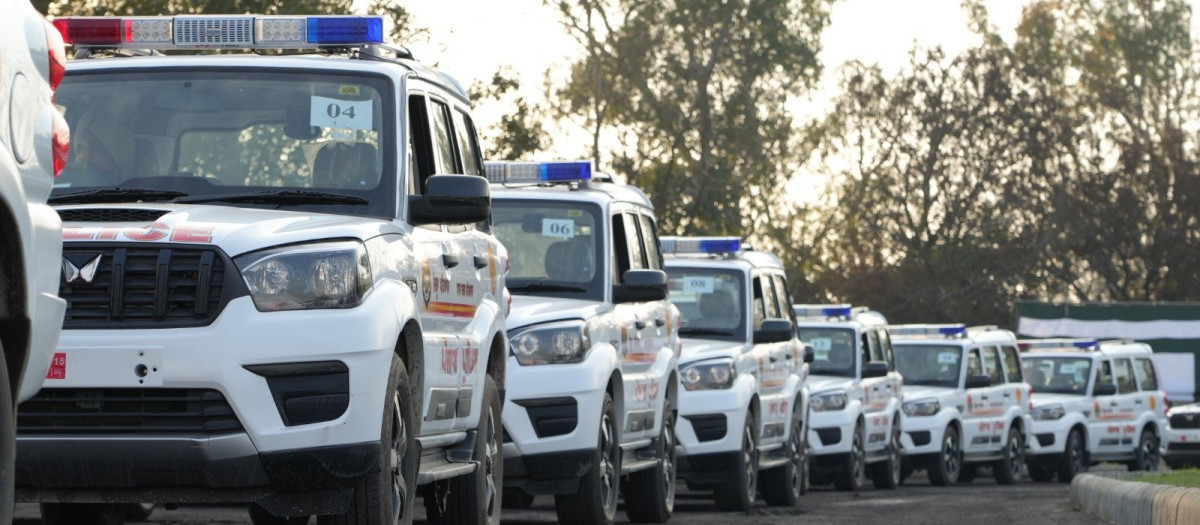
[
  {"left": 491, "top": 180, "right": 654, "bottom": 210},
  {"left": 1018, "top": 338, "right": 1154, "bottom": 358},
  {"left": 888, "top": 324, "right": 1017, "bottom": 347},
  {"left": 664, "top": 249, "right": 785, "bottom": 272},
  {"left": 794, "top": 305, "right": 887, "bottom": 329}
]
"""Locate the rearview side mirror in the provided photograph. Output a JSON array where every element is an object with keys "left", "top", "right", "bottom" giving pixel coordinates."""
[
  {"left": 862, "top": 361, "right": 889, "bottom": 379},
  {"left": 965, "top": 374, "right": 992, "bottom": 390},
  {"left": 803, "top": 344, "right": 815, "bottom": 364},
  {"left": 1092, "top": 382, "right": 1117, "bottom": 396},
  {"left": 613, "top": 270, "right": 668, "bottom": 304},
  {"left": 409, "top": 174, "right": 490, "bottom": 226},
  {"left": 753, "top": 319, "right": 794, "bottom": 345}
]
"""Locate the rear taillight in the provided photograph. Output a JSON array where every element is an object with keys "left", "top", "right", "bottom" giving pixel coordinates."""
[
  {"left": 44, "top": 19, "right": 66, "bottom": 91},
  {"left": 51, "top": 109, "right": 69, "bottom": 176}
]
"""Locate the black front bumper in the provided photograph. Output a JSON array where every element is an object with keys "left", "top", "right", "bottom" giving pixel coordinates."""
[
  {"left": 678, "top": 451, "right": 740, "bottom": 486},
  {"left": 503, "top": 448, "right": 595, "bottom": 496},
  {"left": 16, "top": 434, "right": 378, "bottom": 516}
]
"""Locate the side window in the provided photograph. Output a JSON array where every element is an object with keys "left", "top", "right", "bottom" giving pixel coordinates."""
[
  {"left": 637, "top": 214, "right": 662, "bottom": 270},
  {"left": 611, "top": 214, "right": 631, "bottom": 283},
  {"left": 982, "top": 346, "right": 1003, "bottom": 385},
  {"left": 407, "top": 94, "right": 434, "bottom": 194},
  {"left": 770, "top": 275, "right": 791, "bottom": 322},
  {"left": 452, "top": 109, "right": 482, "bottom": 176},
  {"left": 1097, "top": 360, "right": 1114, "bottom": 385},
  {"left": 878, "top": 329, "right": 895, "bottom": 370},
  {"left": 1135, "top": 358, "right": 1160, "bottom": 391},
  {"left": 866, "top": 330, "right": 883, "bottom": 363},
  {"left": 623, "top": 214, "right": 646, "bottom": 272},
  {"left": 752, "top": 277, "right": 766, "bottom": 330},
  {"left": 1001, "top": 346, "right": 1022, "bottom": 383},
  {"left": 966, "top": 348, "right": 983, "bottom": 378},
  {"left": 760, "top": 276, "right": 781, "bottom": 320},
  {"left": 428, "top": 99, "right": 460, "bottom": 175},
  {"left": 1114, "top": 358, "right": 1137, "bottom": 394}
]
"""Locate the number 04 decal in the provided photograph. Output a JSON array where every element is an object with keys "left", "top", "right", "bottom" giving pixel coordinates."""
[{"left": 310, "top": 95, "right": 373, "bottom": 131}]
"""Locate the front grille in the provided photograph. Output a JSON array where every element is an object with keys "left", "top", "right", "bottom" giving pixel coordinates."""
[
  {"left": 174, "top": 17, "right": 253, "bottom": 46},
  {"left": 908, "top": 430, "right": 931, "bottom": 447},
  {"left": 60, "top": 244, "right": 241, "bottom": 328},
  {"left": 1036, "top": 433, "right": 1055, "bottom": 447},
  {"left": 815, "top": 427, "right": 842, "bottom": 447},
  {"left": 685, "top": 414, "right": 727, "bottom": 442},
  {"left": 58, "top": 208, "right": 169, "bottom": 223},
  {"left": 1169, "top": 442, "right": 1200, "bottom": 451},
  {"left": 18, "top": 388, "right": 243, "bottom": 435},
  {"left": 1172, "top": 413, "right": 1200, "bottom": 429}
]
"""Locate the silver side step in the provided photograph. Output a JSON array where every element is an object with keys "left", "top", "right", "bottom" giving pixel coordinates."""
[{"left": 417, "top": 452, "right": 478, "bottom": 484}]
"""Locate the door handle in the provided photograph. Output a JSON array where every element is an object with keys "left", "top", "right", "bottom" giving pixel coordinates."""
[
  {"left": 785, "top": 353, "right": 794, "bottom": 360},
  {"left": 1135, "top": 400, "right": 1143, "bottom": 404},
  {"left": 655, "top": 318, "right": 666, "bottom": 327},
  {"left": 1003, "top": 393, "right": 1011, "bottom": 398},
  {"left": 635, "top": 320, "right": 647, "bottom": 330},
  {"left": 473, "top": 255, "right": 489, "bottom": 269},
  {"left": 980, "top": 395, "right": 989, "bottom": 400},
  {"left": 769, "top": 356, "right": 778, "bottom": 363},
  {"left": 1110, "top": 402, "right": 1118, "bottom": 406},
  {"left": 442, "top": 254, "right": 460, "bottom": 268}
]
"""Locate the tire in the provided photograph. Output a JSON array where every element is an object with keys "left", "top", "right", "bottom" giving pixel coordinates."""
[
  {"left": 1128, "top": 428, "right": 1160, "bottom": 472},
  {"left": 899, "top": 462, "right": 913, "bottom": 486},
  {"left": 40, "top": 504, "right": 126, "bottom": 525},
  {"left": 832, "top": 422, "right": 864, "bottom": 492},
  {"left": 501, "top": 488, "right": 535, "bottom": 510},
  {"left": 1027, "top": 464, "right": 1054, "bottom": 482},
  {"left": 713, "top": 408, "right": 758, "bottom": 511},
  {"left": 0, "top": 350, "right": 13, "bottom": 525},
  {"left": 624, "top": 396, "right": 676, "bottom": 522},
  {"left": 125, "top": 503, "right": 156, "bottom": 522},
  {"left": 761, "top": 405, "right": 804, "bottom": 506},
  {"left": 870, "top": 418, "right": 902, "bottom": 490},
  {"left": 927, "top": 425, "right": 961, "bottom": 486},
  {"left": 1056, "top": 429, "right": 1087, "bottom": 483},
  {"left": 555, "top": 393, "right": 620, "bottom": 525},
  {"left": 432, "top": 376, "right": 503, "bottom": 525},
  {"left": 318, "top": 354, "right": 416, "bottom": 525},
  {"left": 993, "top": 425, "right": 1024, "bottom": 485},
  {"left": 958, "top": 464, "right": 976, "bottom": 482},
  {"left": 249, "top": 503, "right": 310, "bottom": 525}
]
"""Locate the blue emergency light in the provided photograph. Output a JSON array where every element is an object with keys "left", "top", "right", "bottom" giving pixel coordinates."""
[
  {"left": 660, "top": 237, "right": 742, "bottom": 254},
  {"left": 823, "top": 306, "right": 853, "bottom": 318},
  {"left": 888, "top": 324, "right": 968, "bottom": 338},
  {"left": 53, "top": 15, "right": 385, "bottom": 50},
  {"left": 793, "top": 304, "right": 853, "bottom": 319},
  {"left": 939, "top": 325, "right": 967, "bottom": 336},
  {"left": 1073, "top": 339, "right": 1099, "bottom": 348},
  {"left": 484, "top": 161, "right": 594, "bottom": 184}
]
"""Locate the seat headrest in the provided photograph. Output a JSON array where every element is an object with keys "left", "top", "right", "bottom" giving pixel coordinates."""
[
  {"left": 313, "top": 141, "right": 379, "bottom": 189},
  {"left": 699, "top": 290, "right": 735, "bottom": 319}
]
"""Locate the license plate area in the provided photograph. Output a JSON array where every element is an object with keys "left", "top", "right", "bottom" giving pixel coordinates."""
[{"left": 45, "top": 347, "right": 164, "bottom": 387}]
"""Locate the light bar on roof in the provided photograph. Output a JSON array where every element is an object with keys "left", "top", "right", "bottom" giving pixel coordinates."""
[
  {"left": 793, "top": 304, "right": 853, "bottom": 319},
  {"left": 484, "top": 161, "right": 593, "bottom": 184},
  {"left": 1017, "top": 338, "right": 1100, "bottom": 352},
  {"left": 661, "top": 236, "right": 742, "bottom": 254},
  {"left": 887, "top": 324, "right": 967, "bottom": 338},
  {"left": 53, "top": 15, "right": 384, "bottom": 50}
]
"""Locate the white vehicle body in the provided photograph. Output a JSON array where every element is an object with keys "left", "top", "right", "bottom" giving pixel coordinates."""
[
  {"left": 1166, "top": 403, "right": 1200, "bottom": 469},
  {"left": 1021, "top": 339, "right": 1167, "bottom": 480},
  {"left": 890, "top": 325, "right": 1033, "bottom": 485},
  {"left": 490, "top": 167, "right": 679, "bottom": 523},
  {"left": 665, "top": 243, "right": 809, "bottom": 509},
  {"left": 17, "top": 19, "right": 509, "bottom": 524},
  {"left": 795, "top": 306, "right": 902, "bottom": 491}
]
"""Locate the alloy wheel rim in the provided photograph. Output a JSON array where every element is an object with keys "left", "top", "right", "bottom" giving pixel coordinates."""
[
  {"left": 743, "top": 423, "right": 758, "bottom": 498},
  {"left": 852, "top": 430, "right": 864, "bottom": 482},
  {"left": 1143, "top": 435, "right": 1158, "bottom": 470},
  {"left": 600, "top": 412, "right": 618, "bottom": 516},
  {"left": 890, "top": 425, "right": 901, "bottom": 485},
  {"left": 1070, "top": 434, "right": 1083, "bottom": 473},
  {"left": 1008, "top": 433, "right": 1023, "bottom": 476},
  {"left": 662, "top": 416, "right": 676, "bottom": 510},
  {"left": 789, "top": 421, "right": 803, "bottom": 497},
  {"left": 484, "top": 406, "right": 500, "bottom": 522},
  {"left": 944, "top": 431, "right": 960, "bottom": 477},
  {"left": 389, "top": 393, "right": 408, "bottom": 525}
]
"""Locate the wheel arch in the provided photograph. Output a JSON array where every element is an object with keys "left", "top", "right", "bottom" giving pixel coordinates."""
[
  {"left": 486, "top": 332, "right": 506, "bottom": 402},
  {"left": 607, "top": 370, "right": 624, "bottom": 430},
  {"left": 397, "top": 320, "right": 424, "bottom": 409},
  {"left": 0, "top": 198, "right": 28, "bottom": 401}
]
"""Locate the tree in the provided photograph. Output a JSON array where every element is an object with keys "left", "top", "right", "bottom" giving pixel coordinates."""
[
  {"left": 469, "top": 67, "right": 550, "bottom": 160},
  {"left": 548, "top": 0, "right": 834, "bottom": 238}
]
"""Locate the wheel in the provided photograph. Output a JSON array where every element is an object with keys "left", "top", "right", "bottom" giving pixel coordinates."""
[
  {"left": 958, "top": 464, "right": 976, "bottom": 482},
  {"left": 1027, "top": 464, "right": 1055, "bottom": 482},
  {"left": 713, "top": 408, "right": 758, "bottom": 511},
  {"left": 1057, "top": 429, "right": 1087, "bottom": 482},
  {"left": 1127, "top": 428, "right": 1160, "bottom": 472},
  {"left": 501, "top": 488, "right": 535, "bottom": 509},
  {"left": 870, "top": 418, "right": 902, "bottom": 489},
  {"left": 0, "top": 350, "right": 13, "bottom": 525},
  {"left": 899, "top": 462, "right": 913, "bottom": 486},
  {"left": 125, "top": 503, "right": 156, "bottom": 522},
  {"left": 249, "top": 503, "right": 309, "bottom": 524},
  {"left": 832, "top": 422, "right": 864, "bottom": 492},
  {"left": 624, "top": 396, "right": 676, "bottom": 522},
  {"left": 993, "top": 425, "right": 1024, "bottom": 484},
  {"left": 434, "top": 376, "right": 503, "bottom": 525},
  {"left": 318, "top": 354, "right": 416, "bottom": 525},
  {"left": 555, "top": 393, "right": 620, "bottom": 525},
  {"left": 927, "top": 425, "right": 961, "bottom": 486},
  {"left": 40, "top": 504, "right": 126, "bottom": 525},
  {"left": 761, "top": 404, "right": 805, "bottom": 506}
]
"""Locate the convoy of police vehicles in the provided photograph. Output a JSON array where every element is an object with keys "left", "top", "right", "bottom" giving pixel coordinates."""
[{"left": 0, "top": 8, "right": 1187, "bottom": 525}]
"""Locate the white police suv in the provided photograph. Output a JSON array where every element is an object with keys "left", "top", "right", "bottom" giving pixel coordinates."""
[
  {"left": 19, "top": 16, "right": 508, "bottom": 525},
  {"left": 1021, "top": 338, "right": 1167, "bottom": 481},
  {"left": 1167, "top": 402, "right": 1200, "bottom": 470},
  {"left": 488, "top": 161, "right": 679, "bottom": 525},
  {"left": 664, "top": 238, "right": 809, "bottom": 511},
  {"left": 889, "top": 324, "right": 1032, "bottom": 485},
  {"left": 794, "top": 305, "right": 902, "bottom": 491}
]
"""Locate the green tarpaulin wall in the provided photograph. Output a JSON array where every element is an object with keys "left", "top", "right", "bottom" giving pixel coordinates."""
[{"left": 1016, "top": 301, "right": 1200, "bottom": 402}]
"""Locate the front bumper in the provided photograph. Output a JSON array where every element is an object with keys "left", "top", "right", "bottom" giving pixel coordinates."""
[
  {"left": 898, "top": 412, "right": 951, "bottom": 456},
  {"left": 502, "top": 448, "right": 595, "bottom": 495},
  {"left": 808, "top": 409, "right": 857, "bottom": 456},
  {"left": 1166, "top": 428, "right": 1200, "bottom": 463},
  {"left": 502, "top": 349, "right": 614, "bottom": 460},
  {"left": 675, "top": 378, "right": 753, "bottom": 457},
  {"left": 1026, "top": 418, "right": 1072, "bottom": 456}
]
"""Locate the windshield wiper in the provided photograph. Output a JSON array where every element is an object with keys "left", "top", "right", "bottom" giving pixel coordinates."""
[
  {"left": 679, "top": 328, "right": 735, "bottom": 337},
  {"left": 507, "top": 283, "right": 588, "bottom": 294},
  {"left": 175, "top": 190, "right": 368, "bottom": 205},
  {"left": 49, "top": 188, "right": 188, "bottom": 204}
]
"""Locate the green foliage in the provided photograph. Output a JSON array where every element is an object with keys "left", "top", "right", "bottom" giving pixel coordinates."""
[
  {"left": 469, "top": 68, "right": 550, "bottom": 160},
  {"left": 1133, "top": 469, "right": 1200, "bottom": 488}
]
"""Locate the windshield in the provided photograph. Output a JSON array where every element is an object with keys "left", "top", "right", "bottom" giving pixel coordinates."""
[
  {"left": 667, "top": 267, "right": 746, "bottom": 342},
  {"left": 894, "top": 344, "right": 962, "bottom": 387},
  {"left": 798, "top": 327, "right": 857, "bottom": 377},
  {"left": 53, "top": 69, "right": 395, "bottom": 218},
  {"left": 1023, "top": 356, "right": 1093, "bottom": 395},
  {"left": 493, "top": 199, "right": 604, "bottom": 301}
]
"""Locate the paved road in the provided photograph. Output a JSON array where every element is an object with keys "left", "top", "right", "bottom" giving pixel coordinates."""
[{"left": 13, "top": 467, "right": 1101, "bottom": 525}]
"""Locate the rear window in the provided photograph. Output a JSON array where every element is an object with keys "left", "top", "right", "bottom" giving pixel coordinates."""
[{"left": 1135, "top": 358, "right": 1160, "bottom": 391}]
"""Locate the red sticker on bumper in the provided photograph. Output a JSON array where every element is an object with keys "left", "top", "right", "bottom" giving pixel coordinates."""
[{"left": 46, "top": 352, "right": 66, "bottom": 379}]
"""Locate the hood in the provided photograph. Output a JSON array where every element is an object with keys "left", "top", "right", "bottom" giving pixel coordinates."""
[
  {"left": 902, "top": 385, "right": 958, "bottom": 403},
  {"left": 679, "top": 339, "right": 744, "bottom": 365},
  {"left": 1169, "top": 402, "right": 1200, "bottom": 416},
  {"left": 807, "top": 375, "right": 856, "bottom": 395},
  {"left": 58, "top": 204, "right": 395, "bottom": 257},
  {"left": 506, "top": 294, "right": 608, "bottom": 331},
  {"left": 1030, "top": 392, "right": 1087, "bottom": 407}
]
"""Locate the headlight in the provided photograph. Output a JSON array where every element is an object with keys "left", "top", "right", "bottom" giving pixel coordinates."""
[
  {"left": 680, "top": 359, "right": 736, "bottom": 391},
  {"left": 1033, "top": 404, "right": 1066, "bottom": 421},
  {"left": 236, "top": 241, "right": 371, "bottom": 312},
  {"left": 510, "top": 321, "right": 590, "bottom": 366},
  {"left": 811, "top": 390, "right": 848, "bottom": 412},
  {"left": 902, "top": 399, "right": 941, "bottom": 417}
]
